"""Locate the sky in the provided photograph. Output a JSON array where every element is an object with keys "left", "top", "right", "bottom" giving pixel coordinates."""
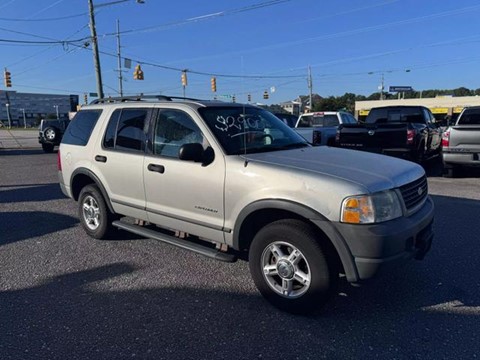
[{"left": 1, "top": 0, "right": 480, "bottom": 104}]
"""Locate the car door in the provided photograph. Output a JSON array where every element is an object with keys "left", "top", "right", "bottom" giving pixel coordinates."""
[
  {"left": 92, "top": 107, "right": 150, "bottom": 219},
  {"left": 143, "top": 108, "right": 226, "bottom": 243}
]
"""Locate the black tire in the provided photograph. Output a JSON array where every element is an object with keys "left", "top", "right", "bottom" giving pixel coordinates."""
[
  {"left": 78, "top": 184, "right": 116, "bottom": 239},
  {"left": 41, "top": 143, "right": 54, "bottom": 153},
  {"left": 248, "top": 219, "right": 339, "bottom": 315},
  {"left": 43, "top": 127, "right": 57, "bottom": 142},
  {"left": 443, "top": 164, "right": 458, "bottom": 178}
]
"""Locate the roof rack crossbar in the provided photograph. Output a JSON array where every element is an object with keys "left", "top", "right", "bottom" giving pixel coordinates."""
[{"left": 89, "top": 95, "right": 205, "bottom": 105}]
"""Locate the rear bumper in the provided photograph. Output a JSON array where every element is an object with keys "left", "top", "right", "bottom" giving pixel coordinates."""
[
  {"left": 443, "top": 152, "right": 480, "bottom": 167},
  {"left": 332, "top": 196, "right": 434, "bottom": 281}
]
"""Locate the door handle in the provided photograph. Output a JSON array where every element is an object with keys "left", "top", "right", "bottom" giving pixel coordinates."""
[
  {"left": 148, "top": 164, "right": 165, "bottom": 173},
  {"left": 95, "top": 155, "right": 107, "bottom": 163}
]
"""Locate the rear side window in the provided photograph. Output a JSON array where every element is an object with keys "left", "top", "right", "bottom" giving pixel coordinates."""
[
  {"left": 458, "top": 108, "right": 480, "bottom": 125},
  {"left": 366, "top": 108, "right": 425, "bottom": 124},
  {"left": 297, "top": 114, "right": 339, "bottom": 127},
  {"left": 103, "top": 108, "right": 149, "bottom": 152},
  {"left": 61, "top": 110, "right": 102, "bottom": 146}
]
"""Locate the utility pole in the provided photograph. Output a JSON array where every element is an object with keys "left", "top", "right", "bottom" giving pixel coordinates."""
[
  {"left": 88, "top": 0, "right": 104, "bottom": 99},
  {"left": 308, "top": 65, "right": 313, "bottom": 112},
  {"left": 116, "top": 19, "right": 124, "bottom": 97}
]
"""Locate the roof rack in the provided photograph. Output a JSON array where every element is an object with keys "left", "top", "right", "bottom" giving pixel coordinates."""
[{"left": 89, "top": 95, "right": 206, "bottom": 105}]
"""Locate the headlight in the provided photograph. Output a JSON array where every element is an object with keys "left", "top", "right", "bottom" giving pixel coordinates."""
[{"left": 341, "top": 190, "right": 403, "bottom": 224}]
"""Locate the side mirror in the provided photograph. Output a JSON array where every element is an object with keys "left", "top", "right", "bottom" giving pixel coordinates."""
[
  {"left": 179, "top": 143, "right": 204, "bottom": 162},
  {"left": 179, "top": 143, "right": 215, "bottom": 166}
]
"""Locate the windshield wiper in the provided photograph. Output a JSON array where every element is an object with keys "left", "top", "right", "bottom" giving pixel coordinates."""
[{"left": 270, "top": 142, "right": 310, "bottom": 151}]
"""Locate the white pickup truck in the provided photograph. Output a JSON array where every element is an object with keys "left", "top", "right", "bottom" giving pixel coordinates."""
[
  {"left": 442, "top": 106, "right": 480, "bottom": 177},
  {"left": 294, "top": 111, "right": 357, "bottom": 146}
]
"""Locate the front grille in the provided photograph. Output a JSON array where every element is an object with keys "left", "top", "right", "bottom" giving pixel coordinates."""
[{"left": 399, "top": 175, "right": 428, "bottom": 212}]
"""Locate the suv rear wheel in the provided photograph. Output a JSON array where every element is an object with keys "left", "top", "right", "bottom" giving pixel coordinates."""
[
  {"left": 78, "top": 184, "right": 116, "bottom": 239},
  {"left": 249, "top": 219, "right": 339, "bottom": 314}
]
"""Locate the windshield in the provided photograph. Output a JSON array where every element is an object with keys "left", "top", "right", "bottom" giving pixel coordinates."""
[{"left": 199, "top": 106, "right": 309, "bottom": 155}]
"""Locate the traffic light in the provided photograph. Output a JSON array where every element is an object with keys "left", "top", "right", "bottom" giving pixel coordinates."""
[
  {"left": 84, "top": 94, "right": 88, "bottom": 104},
  {"left": 210, "top": 77, "right": 216, "bottom": 92},
  {"left": 247, "top": 94, "right": 251, "bottom": 102},
  {"left": 263, "top": 90, "right": 269, "bottom": 99},
  {"left": 133, "top": 64, "right": 144, "bottom": 80},
  {"left": 232, "top": 95, "right": 236, "bottom": 103},
  {"left": 4, "top": 69, "right": 12, "bottom": 88},
  {"left": 181, "top": 71, "right": 188, "bottom": 86}
]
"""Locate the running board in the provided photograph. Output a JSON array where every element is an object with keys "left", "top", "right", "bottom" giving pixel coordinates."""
[{"left": 112, "top": 220, "right": 237, "bottom": 263}]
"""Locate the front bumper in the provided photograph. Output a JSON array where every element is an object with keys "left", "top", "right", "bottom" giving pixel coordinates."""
[{"left": 333, "top": 196, "right": 434, "bottom": 281}]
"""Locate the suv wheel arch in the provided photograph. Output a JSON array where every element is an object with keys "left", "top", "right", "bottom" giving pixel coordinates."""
[
  {"left": 233, "top": 199, "right": 359, "bottom": 282},
  {"left": 71, "top": 168, "right": 115, "bottom": 214}
]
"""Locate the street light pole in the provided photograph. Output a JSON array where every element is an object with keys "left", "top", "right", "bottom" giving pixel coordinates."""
[
  {"left": 5, "top": 103, "right": 11, "bottom": 129},
  {"left": 88, "top": 0, "right": 104, "bottom": 99},
  {"left": 20, "top": 108, "right": 26, "bottom": 128},
  {"left": 54, "top": 105, "right": 59, "bottom": 119}
]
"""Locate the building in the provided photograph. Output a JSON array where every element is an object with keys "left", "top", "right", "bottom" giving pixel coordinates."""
[
  {"left": 0, "top": 91, "right": 79, "bottom": 127},
  {"left": 355, "top": 95, "right": 480, "bottom": 122},
  {"left": 279, "top": 100, "right": 302, "bottom": 116}
]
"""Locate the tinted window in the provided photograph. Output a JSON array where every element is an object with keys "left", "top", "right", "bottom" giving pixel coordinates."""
[
  {"left": 103, "top": 109, "right": 121, "bottom": 148},
  {"left": 153, "top": 109, "right": 204, "bottom": 158},
  {"left": 366, "top": 107, "right": 425, "bottom": 124},
  {"left": 102, "top": 108, "right": 148, "bottom": 152},
  {"left": 116, "top": 109, "right": 148, "bottom": 152},
  {"left": 298, "top": 114, "right": 339, "bottom": 127},
  {"left": 458, "top": 108, "right": 480, "bottom": 125},
  {"left": 61, "top": 110, "right": 102, "bottom": 146}
]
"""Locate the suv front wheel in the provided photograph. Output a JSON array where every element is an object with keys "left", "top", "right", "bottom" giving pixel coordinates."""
[
  {"left": 249, "top": 219, "right": 339, "bottom": 314},
  {"left": 78, "top": 184, "right": 116, "bottom": 239}
]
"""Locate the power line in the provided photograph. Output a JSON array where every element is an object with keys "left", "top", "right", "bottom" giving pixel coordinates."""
[
  {"left": 0, "top": 12, "right": 88, "bottom": 22},
  {"left": 100, "top": 0, "right": 292, "bottom": 37}
]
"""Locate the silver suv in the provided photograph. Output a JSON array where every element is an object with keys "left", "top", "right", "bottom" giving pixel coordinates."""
[{"left": 58, "top": 95, "right": 434, "bottom": 314}]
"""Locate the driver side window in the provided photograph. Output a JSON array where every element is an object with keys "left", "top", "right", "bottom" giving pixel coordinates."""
[{"left": 153, "top": 109, "right": 205, "bottom": 158}]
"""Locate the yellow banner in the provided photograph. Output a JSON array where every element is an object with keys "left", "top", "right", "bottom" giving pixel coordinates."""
[
  {"left": 430, "top": 107, "right": 449, "bottom": 114},
  {"left": 359, "top": 109, "right": 370, "bottom": 116},
  {"left": 453, "top": 107, "right": 464, "bottom": 113}
]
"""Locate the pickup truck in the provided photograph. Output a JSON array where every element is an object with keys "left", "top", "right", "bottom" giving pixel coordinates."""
[
  {"left": 336, "top": 106, "right": 442, "bottom": 163},
  {"left": 294, "top": 111, "right": 357, "bottom": 146},
  {"left": 442, "top": 106, "right": 480, "bottom": 177}
]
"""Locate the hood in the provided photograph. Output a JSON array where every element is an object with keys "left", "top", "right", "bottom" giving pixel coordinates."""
[{"left": 241, "top": 146, "right": 425, "bottom": 193}]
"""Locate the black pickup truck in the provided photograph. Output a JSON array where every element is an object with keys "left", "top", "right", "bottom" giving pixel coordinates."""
[
  {"left": 38, "top": 118, "right": 70, "bottom": 153},
  {"left": 335, "top": 105, "right": 442, "bottom": 163}
]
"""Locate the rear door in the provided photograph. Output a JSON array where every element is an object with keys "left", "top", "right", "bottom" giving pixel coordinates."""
[{"left": 91, "top": 107, "right": 150, "bottom": 219}]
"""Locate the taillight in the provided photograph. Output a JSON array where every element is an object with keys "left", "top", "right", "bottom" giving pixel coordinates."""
[
  {"left": 57, "top": 149, "right": 62, "bottom": 171},
  {"left": 407, "top": 129, "right": 416, "bottom": 145},
  {"left": 442, "top": 129, "right": 450, "bottom": 147}
]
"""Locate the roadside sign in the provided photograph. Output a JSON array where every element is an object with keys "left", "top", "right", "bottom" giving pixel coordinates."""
[
  {"left": 89, "top": 92, "right": 98, "bottom": 97},
  {"left": 389, "top": 86, "right": 413, "bottom": 92}
]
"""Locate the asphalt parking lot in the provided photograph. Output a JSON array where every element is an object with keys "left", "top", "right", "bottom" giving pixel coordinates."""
[{"left": 1, "top": 139, "right": 479, "bottom": 359}]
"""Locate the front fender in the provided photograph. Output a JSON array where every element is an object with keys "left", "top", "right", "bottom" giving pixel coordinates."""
[{"left": 233, "top": 199, "right": 359, "bottom": 282}]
